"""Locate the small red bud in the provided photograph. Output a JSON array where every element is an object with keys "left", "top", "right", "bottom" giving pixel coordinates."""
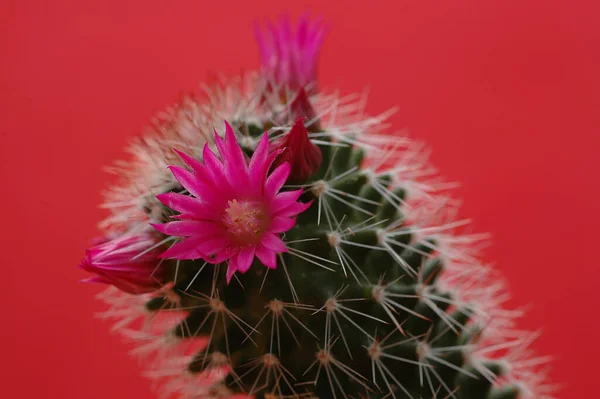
[
  {"left": 271, "top": 117, "right": 322, "bottom": 183},
  {"left": 290, "top": 88, "right": 318, "bottom": 126}
]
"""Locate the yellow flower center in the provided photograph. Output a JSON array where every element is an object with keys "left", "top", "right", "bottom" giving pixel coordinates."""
[{"left": 223, "top": 200, "right": 269, "bottom": 245}]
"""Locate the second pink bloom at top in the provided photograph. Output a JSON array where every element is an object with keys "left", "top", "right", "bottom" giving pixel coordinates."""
[
  {"left": 255, "top": 15, "right": 326, "bottom": 92},
  {"left": 153, "top": 123, "right": 313, "bottom": 283}
]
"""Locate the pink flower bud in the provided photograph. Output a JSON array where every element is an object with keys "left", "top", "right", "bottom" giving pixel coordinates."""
[
  {"left": 270, "top": 117, "right": 322, "bottom": 182},
  {"left": 290, "top": 88, "right": 318, "bottom": 126},
  {"left": 255, "top": 15, "right": 326, "bottom": 93},
  {"left": 79, "top": 233, "right": 164, "bottom": 294}
]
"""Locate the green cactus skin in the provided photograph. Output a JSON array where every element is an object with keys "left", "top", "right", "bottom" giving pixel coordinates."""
[{"left": 141, "top": 121, "right": 522, "bottom": 399}]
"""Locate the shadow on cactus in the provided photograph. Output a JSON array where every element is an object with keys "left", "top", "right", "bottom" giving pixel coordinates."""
[{"left": 81, "top": 14, "right": 554, "bottom": 399}]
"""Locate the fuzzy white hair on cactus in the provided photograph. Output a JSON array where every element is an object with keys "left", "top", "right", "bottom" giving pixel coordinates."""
[{"left": 81, "top": 14, "right": 555, "bottom": 399}]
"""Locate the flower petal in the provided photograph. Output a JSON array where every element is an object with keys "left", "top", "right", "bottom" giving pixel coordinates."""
[
  {"left": 224, "top": 122, "right": 248, "bottom": 170},
  {"left": 226, "top": 263, "right": 237, "bottom": 284},
  {"left": 151, "top": 221, "right": 219, "bottom": 237},
  {"left": 270, "top": 216, "right": 296, "bottom": 233},
  {"left": 159, "top": 239, "right": 204, "bottom": 260},
  {"left": 275, "top": 200, "right": 313, "bottom": 218},
  {"left": 265, "top": 162, "right": 291, "bottom": 199},
  {"left": 194, "top": 236, "right": 230, "bottom": 256},
  {"left": 256, "top": 245, "right": 277, "bottom": 269},
  {"left": 174, "top": 149, "right": 206, "bottom": 176},
  {"left": 248, "top": 133, "right": 270, "bottom": 188},
  {"left": 270, "top": 189, "right": 302, "bottom": 211},
  {"left": 202, "top": 143, "right": 228, "bottom": 187},
  {"left": 169, "top": 166, "right": 204, "bottom": 199},
  {"left": 220, "top": 123, "right": 249, "bottom": 187},
  {"left": 236, "top": 246, "right": 256, "bottom": 273},
  {"left": 261, "top": 232, "right": 288, "bottom": 253},
  {"left": 210, "top": 247, "right": 238, "bottom": 263},
  {"left": 249, "top": 132, "right": 269, "bottom": 169},
  {"left": 214, "top": 128, "right": 228, "bottom": 160},
  {"left": 156, "top": 192, "right": 203, "bottom": 215}
]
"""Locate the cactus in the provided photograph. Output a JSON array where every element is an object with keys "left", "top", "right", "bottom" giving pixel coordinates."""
[{"left": 82, "top": 15, "right": 554, "bottom": 399}]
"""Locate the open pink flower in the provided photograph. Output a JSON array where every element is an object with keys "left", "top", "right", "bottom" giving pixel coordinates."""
[
  {"left": 255, "top": 14, "right": 326, "bottom": 92},
  {"left": 153, "top": 122, "right": 312, "bottom": 283},
  {"left": 79, "top": 233, "right": 163, "bottom": 294}
]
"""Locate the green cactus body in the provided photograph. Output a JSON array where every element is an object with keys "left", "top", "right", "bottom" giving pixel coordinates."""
[
  {"left": 89, "top": 18, "right": 552, "bottom": 399},
  {"left": 135, "top": 120, "right": 521, "bottom": 399}
]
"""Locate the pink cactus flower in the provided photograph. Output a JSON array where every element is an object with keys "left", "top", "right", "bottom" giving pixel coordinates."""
[
  {"left": 270, "top": 116, "right": 322, "bottom": 183},
  {"left": 153, "top": 122, "right": 312, "bottom": 283},
  {"left": 255, "top": 14, "right": 326, "bottom": 92},
  {"left": 79, "top": 233, "right": 163, "bottom": 294}
]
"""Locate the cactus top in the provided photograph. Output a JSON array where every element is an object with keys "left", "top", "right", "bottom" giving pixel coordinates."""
[{"left": 80, "top": 14, "right": 554, "bottom": 399}]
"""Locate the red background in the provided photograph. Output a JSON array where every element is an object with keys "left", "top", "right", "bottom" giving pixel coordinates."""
[{"left": 1, "top": 0, "right": 598, "bottom": 397}]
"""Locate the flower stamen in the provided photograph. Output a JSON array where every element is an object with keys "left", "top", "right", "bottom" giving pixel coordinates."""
[{"left": 223, "top": 200, "right": 269, "bottom": 245}]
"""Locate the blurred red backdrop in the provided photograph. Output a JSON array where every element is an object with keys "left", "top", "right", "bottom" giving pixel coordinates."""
[{"left": 1, "top": 0, "right": 599, "bottom": 397}]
